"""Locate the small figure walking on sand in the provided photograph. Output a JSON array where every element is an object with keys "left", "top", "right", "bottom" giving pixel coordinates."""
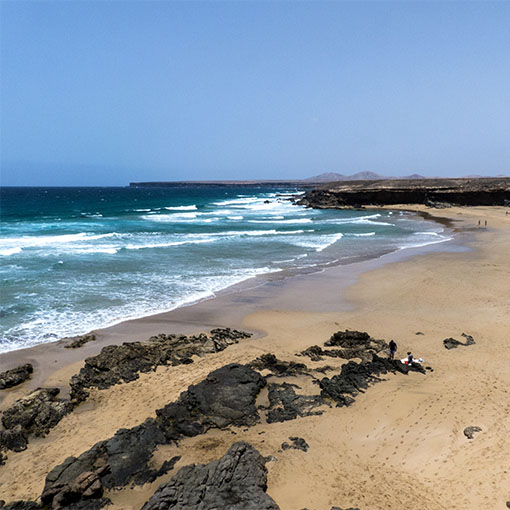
[
  {"left": 389, "top": 340, "right": 397, "bottom": 359},
  {"left": 485, "top": 220, "right": 487, "bottom": 227},
  {"left": 407, "top": 351, "right": 414, "bottom": 365}
]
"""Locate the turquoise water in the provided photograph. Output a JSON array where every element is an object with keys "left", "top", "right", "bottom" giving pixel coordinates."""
[{"left": 0, "top": 186, "right": 450, "bottom": 353}]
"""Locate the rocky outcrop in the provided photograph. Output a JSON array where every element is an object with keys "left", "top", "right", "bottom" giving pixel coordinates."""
[
  {"left": 0, "top": 329, "right": 252, "bottom": 455},
  {"left": 281, "top": 437, "right": 309, "bottom": 452},
  {"left": 464, "top": 426, "right": 482, "bottom": 439},
  {"left": 443, "top": 333, "right": 476, "bottom": 350},
  {"left": 298, "top": 177, "right": 510, "bottom": 208},
  {"left": 0, "top": 500, "right": 108, "bottom": 510},
  {"left": 70, "top": 328, "right": 251, "bottom": 402},
  {"left": 141, "top": 442, "right": 279, "bottom": 510},
  {"left": 0, "top": 502, "right": 43, "bottom": 510},
  {"left": 64, "top": 334, "right": 96, "bottom": 349},
  {"left": 0, "top": 364, "right": 33, "bottom": 390},
  {"left": 41, "top": 364, "right": 265, "bottom": 508},
  {"left": 249, "top": 354, "right": 309, "bottom": 377},
  {"left": 0, "top": 388, "right": 73, "bottom": 452},
  {"left": 320, "top": 354, "right": 425, "bottom": 407},
  {"left": 264, "top": 382, "right": 328, "bottom": 423},
  {"left": 300, "top": 330, "right": 388, "bottom": 362}
]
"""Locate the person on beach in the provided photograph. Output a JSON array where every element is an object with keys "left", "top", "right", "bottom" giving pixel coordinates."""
[
  {"left": 389, "top": 340, "right": 397, "bottom": 359},
  {"left": 407, "top": 351, "right": 414, "bottom": 365}
]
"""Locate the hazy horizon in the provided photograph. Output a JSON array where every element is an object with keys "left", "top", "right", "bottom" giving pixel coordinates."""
[{"left": 1, "top": 1, "right": 509, "bottom": 186}]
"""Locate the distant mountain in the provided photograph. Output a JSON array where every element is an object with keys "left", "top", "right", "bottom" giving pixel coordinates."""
[
  {"left": 400, "top": 173, "right": 426, "bottom": 180},
  {"left": 349, "top": 171, "right": 385, "bottom": 180},
  {"left": 302, "top": 172, "right": 346, "bottom": 182}
]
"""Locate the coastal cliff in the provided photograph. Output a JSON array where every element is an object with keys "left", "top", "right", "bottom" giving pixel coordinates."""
[{"left": 297, "top": 177, "right": 510, "bottom": 208}]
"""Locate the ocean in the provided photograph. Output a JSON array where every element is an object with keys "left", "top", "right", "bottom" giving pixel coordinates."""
[{"left": 0, "top": 186, "right": 451, "bottom": 353}]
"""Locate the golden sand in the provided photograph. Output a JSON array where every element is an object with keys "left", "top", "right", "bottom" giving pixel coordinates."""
[{"left": 1, "top": 206, "right": 509, "bottom": 509}]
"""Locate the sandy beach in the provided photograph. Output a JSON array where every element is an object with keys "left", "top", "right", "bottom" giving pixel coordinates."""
[{"left": 1, "top": 205, "right": 509, "bottom": 510}]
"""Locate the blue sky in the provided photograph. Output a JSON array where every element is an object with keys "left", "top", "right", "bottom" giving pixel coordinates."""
[{"left": 1, "top": 1, "right": 509, "bottom": 185}]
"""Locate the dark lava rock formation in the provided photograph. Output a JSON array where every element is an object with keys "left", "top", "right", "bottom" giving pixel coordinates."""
[
  {"left": 265, "top": 382, "right": 328, "bottom": 423},
  {"left": 281, "top": 437, "right": 309, "bottom": 452},
  {"left": 464, "top": 426, "right": 482, "bottom": 439},
  {"left": 0, "top": 502, "right": 44, "bottom": 510},
  {"left": 0, "top": 500, "right": 108, "bottom": 510},
  {"left": 443, "top": 333, "right": 476, "bottom": 350},
  {"left": 300, "top": 330, "right": 388, "bottom": 362},
  {"left": 64, "top": 334, "right": 96, "bottom": 349},
  {"left": 320, "top": 354, "right": 425, "bottom": 407},
  {"left": 0, "top": 388, "right": 73, "bottom": 453},
  {"left": 70, "top": 328, "right": 251, "bottom": 402},
  {"left": 0, "top": 364, "right": 33, "bottom": 390},
  {"left": 249, "top": 353, "right": 309, "bottom": 377},
  {"left": 41, "top": 364, "right": 265, "bottom": 508},
  {"left": 0, "top": 329, "right": 252, "bottom": 455},
  {"left": 297, "top": 177, "right": 510, "bottom": 208},
  {"left": 141, "top": 441, "right": 279, "bottom": 510}
]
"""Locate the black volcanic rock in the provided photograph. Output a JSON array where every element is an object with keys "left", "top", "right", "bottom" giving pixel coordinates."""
[
  {"left": 249, "top": 354, "right": 309, "bottom": 377},
  {"left": 70, "top": 328, "right": 251, "bottom": 402},
  {"left": 281, "top": 437, "right": 309, "bottom": 452},
  {"left": 299, "top": 177, "right": 510, "bottom": 208},
  {"left": 1, "top": 330, "right": 252, "bottom": 455},
  {"left": 324, "top": 330, "right": 388, "bottom": 361},
  {"left": 0, "top": 502, "right": 43, "bottom": 510},
  {"left": 443, "top": 333, "right": 476, "bottom": 350},
  {"left": 141, "top": 442, "right": 279, "bottom": 510},
  {"left": 0, "top": 364, "right": 33, "bottom": 390},
  {"left": 156, "top": 363, "right": 265, "bottom": 438},
  {"left": 299, "top": 345, "right": 325, "bottom": 362},
  {"left": 42, "top": 364, "right": 265, "bottom": 506},
  {"left": 0, "top": 388, "right": 73, "bottom": 452},
  {"left": 64, "top": 334, "right": 96, "bottom": 349},
  {"left": 265, "top": 382, "right": 327, "bottom": 423},
  {"left": 300, "top": 330, "right": 388, "bottom": 362},
  {"left": 320, "top": 355, "right": 425, "bottom": 407},
  {"left": 463, "top": 426, "right": 482, "bottom": 439}
]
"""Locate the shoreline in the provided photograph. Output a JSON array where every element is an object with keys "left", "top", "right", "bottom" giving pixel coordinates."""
[
  {"left": 1, "top": 205, "right": 509, "bottom": 509},
  {"left": 0, "top": 208, "right": 459, "bottom": 394},
  {"left": 0, "top": 203, "right": 446, "bottom": 356}
]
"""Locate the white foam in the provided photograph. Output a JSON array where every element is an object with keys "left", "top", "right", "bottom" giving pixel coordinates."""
[
  {"left": 124, "top": 239, "right": 216, "bottom": 250},
  {"left": 72, "top": 247, "right": 119, "bottom": 254},
  {"left": 353, "top": 219, "right": 394, "bottom": 226},
  {"left": 0, "top": 232, "right": 119, "bottom": 249},
  {"left": 227, "top": 216, "right": 243, "bottom": 220},
  {"left": 195, "top": 230, "right": 306, "bottom": 237},
  {"left": 213, "top": 197, "right": 260, "bottom": 206},
  {"left": 0, "top": 265, "right": 278, "bottom": 354},
  {"left": 348, "top": 232, "right": 376, "bottom": 237},
  {"left": 294, "top": 232, "right": 344, "bottom": 252},
  {"left": 141, "top": 213, "right": 198, "bottom": 222},
  {"left": 399, "top": 235, "right": 453, "bottom": 250},
  {"left": 0, "top": 247, "right": 22, "bottom": 256},
  {"left": 248, "top": 218, "right": 313, "bottom": 224},
  {"left": 415, "top": 231, "right": 441, "bottom": 236},
  {"left": 164, "top": 205, "right": 198, "bottom": 211}
]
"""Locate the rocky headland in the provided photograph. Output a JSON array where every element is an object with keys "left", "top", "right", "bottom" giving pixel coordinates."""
[{"left": 297, "top": 177, "right": 510, "bottom": 208}]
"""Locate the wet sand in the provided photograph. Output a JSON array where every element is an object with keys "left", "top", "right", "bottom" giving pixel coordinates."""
[{"left": 1, "top": 206, "right": 509, "bottom": 509}]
